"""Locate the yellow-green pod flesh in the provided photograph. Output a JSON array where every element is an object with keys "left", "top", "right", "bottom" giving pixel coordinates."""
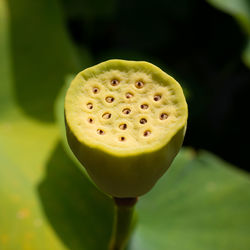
[{"left": 65, "top": 59, "right": 188, "bottom": 198}]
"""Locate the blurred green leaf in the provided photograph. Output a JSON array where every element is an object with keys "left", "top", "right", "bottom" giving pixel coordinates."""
[
  {"left": 133, "top": 150, "right": 250, "bottom": 250},
  {"left": 207, "top": 0, "right": 250, "bottom": 35},
  {"left": 0, "top": 0, "right": 60, "bottom": 248},
  {"left": 6, "top": 0, "right": 81, "bottom": 122},
  {"left": 1, "top": 0, "right": 250, "bottom": 249},
  {"left": 207, "top": 0, "right": 250, "bottom": 68},
  {"left": 0, "top": 0, "right": 105, "bottom": 249}
]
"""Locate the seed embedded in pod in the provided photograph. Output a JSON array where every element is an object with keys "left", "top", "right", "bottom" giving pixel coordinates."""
[
  {"left": 160, "top": 113, "right": 168, "bottom": 120},
  {"left": 119, "top": 136, "right": 126, "bottom": 141},
  {"left": 97, "top": 129, "right": 105, "bottom": 135},
  {"left": 93, "top": 87, "right": 100, "bottom": 94},
  {"left": 87, "top": 103, "right": 93, "bottom": 109},
  {"left": 125, "top": 92, "right": 133, "bottom": 99},
  {"left": 140, "top": 104, "right": 149, "bottom": 109},
  {"left": 88, "top": 118, "right": 94, "bottom": 124},
  {"left": 135, "top": 81, "right": 144, "bottom": 89},
  {"left": 111, "top": 79, "right": 119, "bottom": 86},
  {"left": 102, "top": 112, "right": 112, "bottom": 119},
  {"left": 122, "top": 108, "right": 131, "bottom": 115},
  {"left": 143, "top": 130, "right": 151, "bottom": 137},
  {"left": 119, "top": 124, "right": 127, "bottom": 130},
  {"left": 154, "top": 94, "right": 161, "bottom": 101},
  {"left": 140, "top": 118, "right": 147, "bottom": 124},
  {"left": 105, "top": 96, "right": 115, "bottom": 103}
]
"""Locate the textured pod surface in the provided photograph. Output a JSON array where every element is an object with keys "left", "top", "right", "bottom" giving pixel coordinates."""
[{"left": 65, "top": 59, "right": 188, "bottom": 197}]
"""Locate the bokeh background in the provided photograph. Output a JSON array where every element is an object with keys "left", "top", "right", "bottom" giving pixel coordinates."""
[{"left": 1, "top": 0, "right": 250, "bottom": 249}]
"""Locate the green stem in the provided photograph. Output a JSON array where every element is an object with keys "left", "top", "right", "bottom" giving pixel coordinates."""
[{"left": 109, "top": 197, "right": 138, "bottom": 250}]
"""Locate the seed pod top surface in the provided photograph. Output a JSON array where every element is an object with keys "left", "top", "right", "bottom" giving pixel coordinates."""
[{"left": 65, "top": 59, "right": 188, "bottom": 157}]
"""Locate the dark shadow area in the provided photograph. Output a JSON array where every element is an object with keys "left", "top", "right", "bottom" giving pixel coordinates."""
[
  {"left": 38, "top": 142, "right": 113, "bottom": 250},
  {"left": 8, "top": 0, "right": 79, "bottom": 122}
]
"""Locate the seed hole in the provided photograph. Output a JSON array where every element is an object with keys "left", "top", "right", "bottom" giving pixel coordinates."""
[
  {"left": 140, "top": 104, "right": 149, "bottom": 110},
  {"left": 111, "top": 79, "right": 119, "bottom": 86},
  {"left": 105, "top": 96, "right": 114, "bottom": 103},
  {"left": 125, "top": 92, "right": 133, "bottom": 99},
  {"left": 154, "top": 95, "right": 161, "bottom": 101},
  {"left": 93, "top": 87, "right": 99, "bottom": 94},
  {"left": 119, "top": 124, "right": 127, "bottom": 130},
  {"left": 135, "top": 81, "right": 144, "bottom": 89},
  {"left": 160, "top": 113, "right": 168, "bottom": 120},
  {"left": 87, "top": 103, "right": 93, "bottom": 109},
  {"left": 143, "top": 130, "right": 151, "bottom": 137},
  {"left": 122, "top": 108, "right": 131, "bottom": 115},
  {"left": 140, "top": 118, "right": 147, "bottom": 124},
  {"left": 102, "top": 112, "right": 111, "bottom": 119},
  {"left": 119, "top": 136, "right": 126, "bottom": 141},
  {"left": 97, "top": 129, "right": 105, "bottom": 135},
  {"left": 88, "top": 118, "right": 94, "bottom": 124}
]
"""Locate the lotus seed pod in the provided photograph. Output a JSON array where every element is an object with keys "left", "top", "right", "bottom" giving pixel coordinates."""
[{"left": 65, "top": 59, "right": 188, "bottom": 198}]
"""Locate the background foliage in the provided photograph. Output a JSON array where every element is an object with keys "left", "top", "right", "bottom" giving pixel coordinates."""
[{"left": 0, "top": 0, "right": 250, "bottom": 249}]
